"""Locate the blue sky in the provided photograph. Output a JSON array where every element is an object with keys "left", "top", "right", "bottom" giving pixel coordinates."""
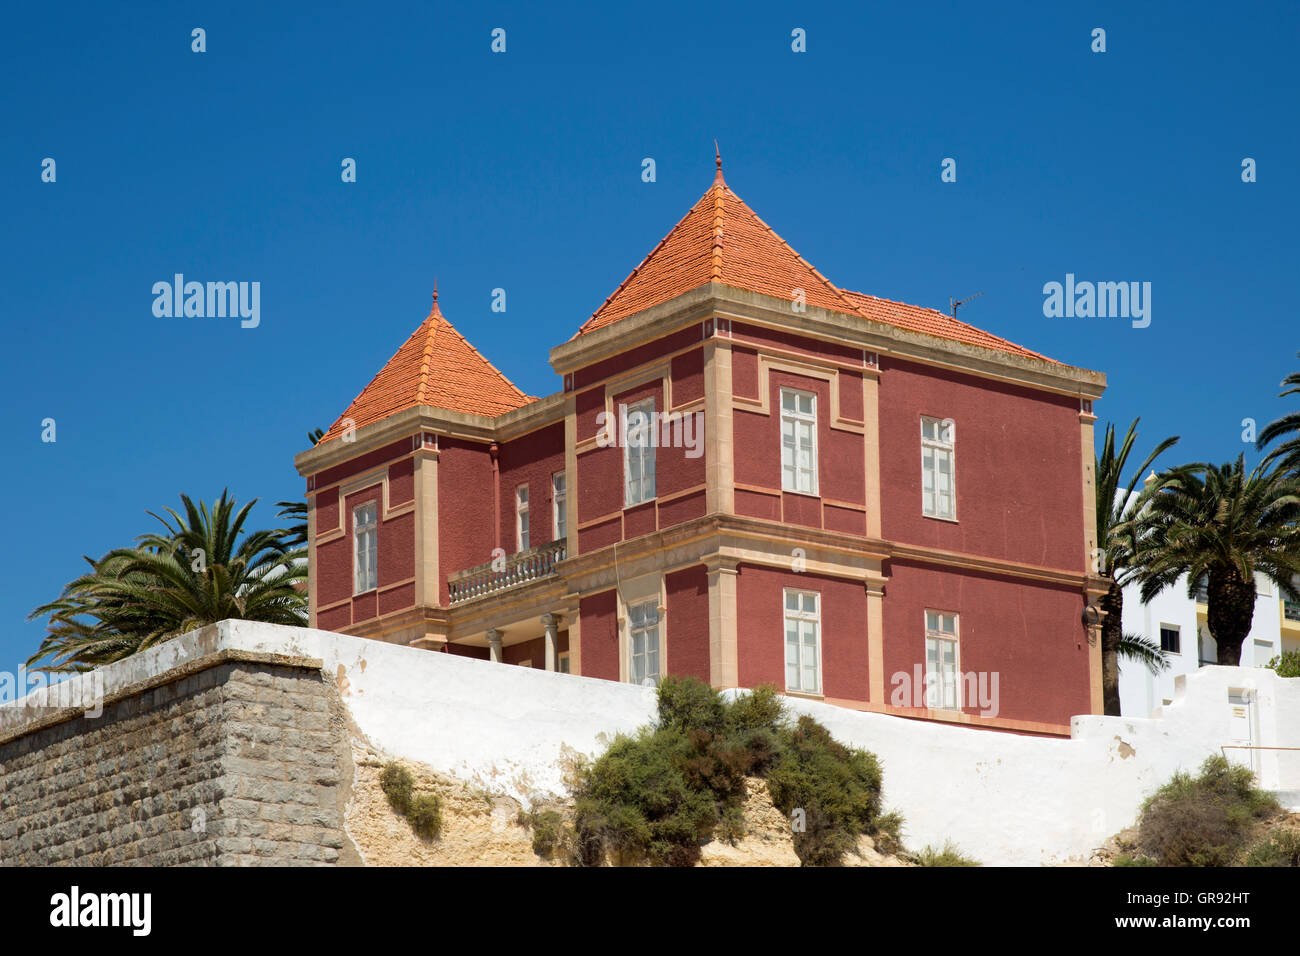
[{"left": 3, "top": 1, "right": 1297, "bottom": 678}]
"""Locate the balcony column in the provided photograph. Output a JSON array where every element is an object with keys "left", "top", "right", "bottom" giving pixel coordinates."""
[
  {"left": 541, "top": 614, "right": 560, "bottom": 671},
  {"left": 487, "top": 628, "right": 503, "bottom": 663}
]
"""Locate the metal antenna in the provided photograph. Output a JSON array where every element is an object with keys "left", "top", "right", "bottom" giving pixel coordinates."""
[{"left": 950, "top": 291, "right": 984, "bottom": 318}]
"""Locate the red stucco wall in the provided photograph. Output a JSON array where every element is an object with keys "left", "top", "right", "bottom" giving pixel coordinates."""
[
  {"left": 881, "top": 559, "right": 1090, "bottom": 725},
  {"left": 496, "top": 422, "right": 565, "bottom": 552},
  {"left": 574, "top": 350, "right": 708, "bottom": 555},
  {"left": 878, "top": 357, "right": 1084, "bottom": 571},
  {"left": 312, "top": 467, "right": 415, "bottom": 629},
  {"left": 735, "top": 564, "right": 870, "bottom": 702},
  {"left": 732, "top": 367, "right": 865, "bottom": 530},
  {"left": 666, "top": 565, "right": 710, "bottom": 682},
  {"left": 579, "top": 589, "right": 619, "bottom": 680},
  {"left": 437, "top": 437, "right": 496, "bottom": 605}
]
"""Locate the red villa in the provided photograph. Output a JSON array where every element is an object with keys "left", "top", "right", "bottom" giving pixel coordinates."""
[{"left": 294, "top": 160, "right": 1108, "bottom": 736}]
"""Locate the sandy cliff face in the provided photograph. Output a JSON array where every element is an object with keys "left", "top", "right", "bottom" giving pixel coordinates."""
[
  {"left": 345, "top": 748, "right": 559, "bottom": 866},
  {"left": 344, "top": 750, "right": 910, "bottom": 867}
]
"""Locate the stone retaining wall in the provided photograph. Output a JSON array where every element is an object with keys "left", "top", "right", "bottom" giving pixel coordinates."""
[{"left": 0, "top": 648, "right": 357, "bottom": 866}]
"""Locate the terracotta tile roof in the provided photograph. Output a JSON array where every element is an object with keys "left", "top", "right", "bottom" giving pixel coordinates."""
[
  {"left": 576, "top": 163, "right": 861, "bottom": 337},
  {"left": 574, "top": 162, "right": 1061, "bottom": 365},
  {"left": 839, "top": 291, "right": 1059, "bottom": 364},
  {"left": 320, "top": 292, "right": 534, "bottom": 443}
]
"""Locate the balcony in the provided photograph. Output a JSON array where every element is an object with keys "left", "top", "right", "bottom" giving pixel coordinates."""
[
  {"left": 1284, "top": 600, "right": 1300, "bottom": 625},
  {"left": 446, "top": 539, "right": 567, "bottom": 606}
]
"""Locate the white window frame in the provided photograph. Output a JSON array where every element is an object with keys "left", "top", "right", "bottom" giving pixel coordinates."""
[
  {"left": 924, "top": 610, "right": 960, "bottom": 710},
  {"left": 921, "top": 417, "right": 956, "bottom": 520},
  {"left": 780, "top": 388, "right": 819, "bottom": 495},
  {"left": 783, "top": 588, "right": 822, "bottom": 694},
  {"left": 516, "top": 484, "right": 530, "bottom": 552},
  {"left": 552, "top": 471, "right": 567, "bottom": 541},
  {"left": 627, "top": 599, "right": 661, "bottom": 686},
  {"left": 352, "top": 501, "right": 378, "bottom": 595},
  {"left": 623, "top": 397, "right": 657, "bottom": 507},
  {"left": 1159, "top": 624, "right": 1181, "bottom": 655}
]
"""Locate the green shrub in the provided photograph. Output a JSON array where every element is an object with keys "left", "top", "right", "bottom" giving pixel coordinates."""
[
  {"left": 571, "top": 677, "right": 900, "bottom": 867},
  {"left": 379, "top": 762, "right": 414, "bottom": 816},
  {"left": 379, "top": 761, "right": 443, "bottom": 840},
  {"left": 722, "top": 685, "right": 784, "bottom": 776},
  {"left": 1243, "top": 829, "right": 1300, "bottom": 867},
  {"left": 873, "top": 811, "right": 906, "bottom": 856},
  {"left": 408, "top": 793, "right": 444, "bottom": 840},
  {"left": 765, "top": 715, "right": 887, "bottom": 866},
  {"left": 1266, "top": 650, "right": 1300, "bottom": 678},
  {"left": 527, "top": 808, "right": 568, "bottom": 858},
  {"left": 1134, "top": 755, "right": 1279, "bottom": 866},
  {"left": 657, "top": 675, "right": 727, "bottom": 736},
  {"left": 574, "top": 726, "right": 721, "bottom": 866},
  {"left": 913, "top": 841, "right": 980, "bottom": 867},
  {"left": 1113, "top": 853, "right": 1159, "bottom": 867}
]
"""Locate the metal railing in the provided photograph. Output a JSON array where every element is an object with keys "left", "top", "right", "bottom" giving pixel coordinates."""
[
  {"left": 446, "top": 539, "right": 567, "bottom": 605},
  {"left": 1283, "top": 600, "right": 1300, "bottom": 623}
]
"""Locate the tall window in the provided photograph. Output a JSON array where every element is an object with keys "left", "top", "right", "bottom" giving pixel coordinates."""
[
  {"left": 628, "top": 600, "right": 660, "bottom": 686},
  {"left": 1159, "top": 625, "right": 1181, "bottom": 654},
  {"left": 353, "top": 502, "right": 378, "bottom": 594},
  {"left": 784, "top": 589, "right": 821, "bottom": 693},
  {"left": 781, "top": 388, "right": 818, "bottom": 494},
  {"left": 552, "top": 471, "right": 567, "bottom": 541},
  {"left": 516, "top": 484, "right": 530, "bottom": 551},
  {"left": 624, "top": 398, "right": 656, "bottom": 506},
  {"left": 924, "top": 610, "right": 959, "bottom": 710},
  {"left": 921, "top": 417, "right": 955, "bottom": 519}
]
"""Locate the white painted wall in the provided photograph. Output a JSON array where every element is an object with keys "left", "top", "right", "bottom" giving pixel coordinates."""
[
  {"left": 1118, "top": 571, "right": 1285, "bottom": 718},
  {"left": 4, "top": 620, "right": 1297, "bottom": 866}
]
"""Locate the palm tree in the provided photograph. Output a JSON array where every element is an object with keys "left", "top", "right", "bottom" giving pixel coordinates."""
[
  {"left": 276, "top": 427, "right": 326, "bottom": 549},
  {"left": 1257, "top": 351, "right": 1300, "bottom": 476},
  {"left": 1094, "top": 419, "right": 1179, "bottom": 715},
  {"left": 1130, "top": 455, "right": 1300, "bottom": 665},
  {"left": 28, "top": 490, "right": 306, "bottom": 673}
]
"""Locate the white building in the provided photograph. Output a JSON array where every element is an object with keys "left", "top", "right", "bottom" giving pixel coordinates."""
[{"left": 1119, "top": 572, "right": 1300, "bottom": 717}]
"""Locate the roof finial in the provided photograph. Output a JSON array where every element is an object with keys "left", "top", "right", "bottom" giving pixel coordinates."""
[
  {"left": 430, "top": 278, "right": 441, "bottom": 316},
  {"left": 713, "top": 140, "right": 724, "bottom": 184}
]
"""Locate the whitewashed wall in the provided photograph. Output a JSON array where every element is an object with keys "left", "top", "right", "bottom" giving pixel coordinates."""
[
  {"left": 6, "top": 620, "right": 1297, "bottom": 866},
  {"left": 1118, "top": 571, "right": 1284, "bottom": 719}
]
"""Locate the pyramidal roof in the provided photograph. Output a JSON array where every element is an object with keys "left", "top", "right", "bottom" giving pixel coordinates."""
[
  {"left": 577, "top": 156, "right": 861, "bottom": 336},
  {"left": 320, "top": 290, "right": 534, "bottom": 443},
  {"left": 575, "top": 157, "right": 1058, "bottom": 364}
]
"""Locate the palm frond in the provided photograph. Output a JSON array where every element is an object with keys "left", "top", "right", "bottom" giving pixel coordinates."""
[{"left": 1117, "top": 632, "right": 1170, "bottom": 676}]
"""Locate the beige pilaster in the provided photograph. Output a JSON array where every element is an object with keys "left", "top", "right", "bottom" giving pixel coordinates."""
[
  {"left": 1080, "top": 406, "right": 1104, "bottom": 715},
  {"left": 707, "top": 557, "right": 740, "bottom": 688},
  {"left": 307, "top": 487, "right": 318, "bottom": 628},
  {"left": 413, "top": 445, "right": 441, "bottom": 610},
  {"left": 866, "top": 579, "right": 885, "bottom": 704},
  {"left": 572, "top": 600, "right": 587, "bottom": 676},
  {"left": 542, "top": 613, "right": 559, "bottom": 671},
  {"left": 564, "top": 396, "right": 578, "bottom": 557},
  {"left": 564, "top": 395, "right": 581, "bottom": 674},
  {"left": 704, "top": 336, "right": 735, "bottom": 515},
  {"left": 863, "top": 367, "right": 883, "bottom": 538}
]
